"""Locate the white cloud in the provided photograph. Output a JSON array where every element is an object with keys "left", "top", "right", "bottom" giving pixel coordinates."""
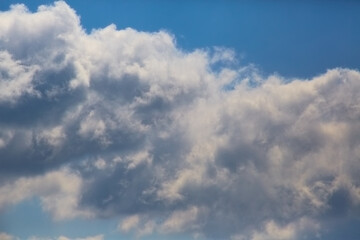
[
  {"left": 77, "top": 110, "right": 108, "bottom": 145},
  {"left": 0, "top": 233, "right": 17, "bottom": 240},
  {"left": 0, "top": 51, "right": 38, "bottom": 103},
  {"left": 0, "top": 130, "right": 14, "bottom": 149},
  {"left": 27, "top": 235, "right": 103, "bottom": 240},
  {"left": 118, "top": 215, "right": 156, "bottom": 237},
  {"left": 251, "top": 221, "right": 296, "bottom": 240},
  {"left": 160, "top": 206, "right": 200, "bottom": 234},
  {"left": 118, "top": 215, "right": 140, "bottom": 233},
  {"left": 57, "top": 235, "right": 103, "bottom": 240},
  {"left": 137, "top": 220, "right": 156, "bottom": 237},
  {"left": 0, "top": 168, "right": 92, "bottom": 220},
  {"left": 1, "top": 1, "right": 360, "bottom": 239},
  {"left": 253, "top": 218, "right": 319, "bottom": 240},
  {"left": 37, "top": 126, "right": 66, "bottom": 147},
  {"left": 231, "top": 218, "right": 320, "bottom": 240}
]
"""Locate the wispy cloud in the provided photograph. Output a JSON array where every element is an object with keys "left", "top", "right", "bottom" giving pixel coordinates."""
[{"left": 1, "top": 1, "right": 360, "bottom": 239}]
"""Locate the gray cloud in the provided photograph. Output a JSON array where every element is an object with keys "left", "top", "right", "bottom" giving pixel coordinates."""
[{"left": 1, "top": 1, "right": 360, "bottom": 239}]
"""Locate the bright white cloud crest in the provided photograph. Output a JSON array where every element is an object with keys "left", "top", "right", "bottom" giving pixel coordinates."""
[{"left": 1, "top": 1, "right": 360, "bottom": 239}]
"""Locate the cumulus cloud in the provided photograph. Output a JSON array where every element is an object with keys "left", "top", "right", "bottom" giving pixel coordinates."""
[{"left": 1, "top": 1, "right": 360, "bottom": 239}]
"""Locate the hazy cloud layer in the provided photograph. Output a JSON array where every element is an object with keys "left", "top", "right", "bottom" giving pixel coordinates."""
[
  {"left": 27, "top": 235, "right": 103, "bottom": 240},
  {"left": 1, "top": 1, "right": 360, "bottom": 239}
]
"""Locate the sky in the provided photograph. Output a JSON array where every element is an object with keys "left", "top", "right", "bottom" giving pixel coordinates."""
[{"left": 0, "top": 1, "right": 360, "bottom": 240}]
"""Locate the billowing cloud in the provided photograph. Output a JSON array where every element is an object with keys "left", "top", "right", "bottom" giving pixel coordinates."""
[{"left": 1, "top": 1, "right": 360, "bottom": 239}]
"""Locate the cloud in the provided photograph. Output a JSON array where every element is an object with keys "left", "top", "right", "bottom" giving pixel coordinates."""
[
  {"left": 159, "top": 206, "right": 200, "bottom": 234},
  {"left": 1, "top": 1, "right": 360, "bottom": 239},
  {"left": 0, "top": 51, "right": 39, "bottom": 103},
  {"left": 118, "top": 215, "right": 140, "bottom": 233},
  {"left": 0, "top": 168, "right": 92, "bottom": 220},
  {"left": 57, "top": 235, "right": 104, "bottom": 240},
  {"left": 237, "top": 218, "right": 319, "bottom": 240},
  {"left": 27, "top": 235, "right": 103, "bottom": 240},
  {"left": 0, "top": 233, "right": 18, "bottom": 240}
]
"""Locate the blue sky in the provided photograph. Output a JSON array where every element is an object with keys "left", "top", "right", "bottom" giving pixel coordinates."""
[{"left": 0, "top": 1, "right": 360, "bottom": 240}]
